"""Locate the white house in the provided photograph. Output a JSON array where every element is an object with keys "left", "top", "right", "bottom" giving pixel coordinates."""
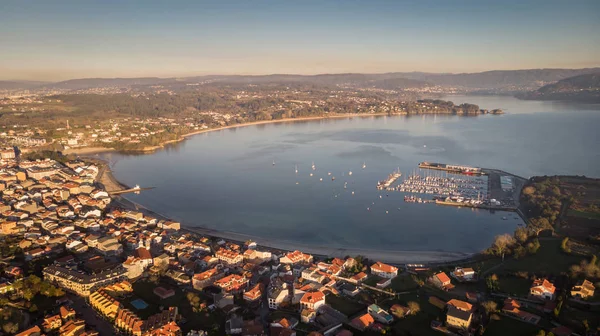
[{"left": 370, "top": 261, "right": 398, "bottom": 279}]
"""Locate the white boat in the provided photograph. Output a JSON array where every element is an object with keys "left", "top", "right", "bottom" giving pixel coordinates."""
[
  {"left": 310, "top": 173, "right": 313, "bottom": 177},
  {"left": 133, "top": 185, "right": 140, "bottom": 190},
  {"left": 319, "top": 178, "right": 323, "bottom": 181},
  {"left": 362, "top": 162, "right": 366, "bottom": 169},
  {"left": 295, "top": 165, "right": 298, "bottom": 174},
  {"left": 352, "top": 191, "right": 355, "bottom": 195},
  {"left": 348, "top": 171, "right": 353, "bottom": 176},
  {"left": 272, "top": 160, "right": 275, "bottom": 166},
  {"left": 312, "top": 162, "right": 316, "bottom": 170},
  {"left": 327, "top": 172, "right": 331, "bottom": 176}
]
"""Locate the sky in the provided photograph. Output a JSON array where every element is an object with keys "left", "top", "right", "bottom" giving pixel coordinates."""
[{"left": 1, "top": 0, "right": 599, "bottom": 81}]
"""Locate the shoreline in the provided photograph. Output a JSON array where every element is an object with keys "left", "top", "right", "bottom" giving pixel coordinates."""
[
  {"left": 81, "top": 113, "right": 493, "bottom": 264},
  {"left": 105, "top": 175, "right": 477, "bottom": 264},
  {"left": 66, "top": 112, "right": 391, "bottom": 155}
]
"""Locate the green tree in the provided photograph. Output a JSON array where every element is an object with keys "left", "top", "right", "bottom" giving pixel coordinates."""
[{"left": 486, "top": 274, "right": 500, "bottom": 292}]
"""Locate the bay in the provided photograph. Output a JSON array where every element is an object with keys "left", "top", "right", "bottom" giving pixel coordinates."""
[{"left": 100, "top": 95, "right": 600, "bottom": 253}]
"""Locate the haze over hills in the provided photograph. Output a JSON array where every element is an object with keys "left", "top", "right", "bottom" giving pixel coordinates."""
[
  {"left": 2, "top": 68, "right": 600, "bottom": 92},
  {"left": 519, "top": 73, "right": 600, "bottom": 102}
]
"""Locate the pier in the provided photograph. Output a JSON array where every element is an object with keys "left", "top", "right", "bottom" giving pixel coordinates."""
[{"left": 109, "top": 186, "right": 155, "bottom": 195}]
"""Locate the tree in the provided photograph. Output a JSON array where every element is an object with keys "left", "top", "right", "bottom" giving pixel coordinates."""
[
  {"left": 2, "top": 322, "right": 18, "bottom": 334},
  {"left": 514, "top": 227, "right": 528, "bottom": 244},
  {"left": 407, "top": 301, "right": 420, "bottom": 315},
  {"left": 527, "top": 239, "right": 541, "bottom": 254},
  {"left": 491, "top": 234, "right": 516, "bottom": 259},
  {"left": 482, "top": 301, "right": 498, "bottom": 315},
  {"left": 513, "top": 246, "right": 526, "bottom": 259},
  {"left": 536, "top": 330, "right": 546, "bottom": 336},
  {"left": 486, "top": 274, "right": 500, "bottom": 292}
]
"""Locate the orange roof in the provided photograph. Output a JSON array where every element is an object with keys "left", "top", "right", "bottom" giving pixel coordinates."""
[
  {"left": 352, "top": 313, "right": 375, "bottom": 329},
  {"left": 371, "top": 261, "right": 398, "bottom": 274},
  {"left": 447, "top": 299, "right": 473, "bottom": 311},
  {"left": 435, "top": 272, "right": 451, "bottom": 283},
  {"left": 301, "top": 291, "right": 325, "bottom": 304}
]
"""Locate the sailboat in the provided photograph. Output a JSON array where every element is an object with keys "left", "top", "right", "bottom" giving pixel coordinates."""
[
  {"left": 295, "top": 165, "right": 298, "bottom": 174},
  {"left": 312, "top": 162, "right": 316, "bottom": 170},
  {"left": 348, "top": 171, "right": 352, "bottom": 176},
  {"left": 362, "top": 162, "right": 366, "bottom": 169},
  {"left": 272, "top": 160, "right": 275, "bottom": 166}
]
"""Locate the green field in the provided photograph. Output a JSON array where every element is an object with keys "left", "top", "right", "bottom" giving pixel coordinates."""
[
  {"left": 484, "top": 316, "right": 539, "bottom": 336},
  {"left": 325, "top": 294, "right": 366, "bottom": 316},
  {"left": 494, "top": 238, "right": 585, "bottom": 275},
  {"left": 497, "top": 277, "right": 531, "bottom": 297},
  {"left": 568, "top": 209, "right": 600, "bottom": 220}
]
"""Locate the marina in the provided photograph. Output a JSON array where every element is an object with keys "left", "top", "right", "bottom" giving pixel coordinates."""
[{"left": 418, "top": 162, "right": 484, "bottom": 175}]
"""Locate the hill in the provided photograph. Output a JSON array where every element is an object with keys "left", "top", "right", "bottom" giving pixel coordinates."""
[
  {"left": 518, "top": 73, "right": 600, "bottom": 102},
  {"left": 0, "top": 80, "right": 49, "bottom": 90}
]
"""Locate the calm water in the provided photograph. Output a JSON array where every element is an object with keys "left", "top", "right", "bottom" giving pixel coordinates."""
[{"left": 101, "top": 96, "right": 600, "bottom": 253}]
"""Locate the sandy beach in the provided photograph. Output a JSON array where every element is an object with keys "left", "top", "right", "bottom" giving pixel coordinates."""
[
  {"left": 64, "top": 113, "right": 389, "bottom": 155},
  {"left": 109, "top": 189, "right": 473, "bottom": 264}
]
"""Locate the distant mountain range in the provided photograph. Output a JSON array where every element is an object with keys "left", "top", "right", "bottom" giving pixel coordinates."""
[
  {"left": 518, "top": 73, "right": 600, "bottom": 102},
  {"left": 1, "top": 67, "right": 599, "bottom": 93}
]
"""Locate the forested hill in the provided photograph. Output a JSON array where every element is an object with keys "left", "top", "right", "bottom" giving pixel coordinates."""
[
  {"left": 518, "top": 73, "right": 600, "bottom": 102},
  {"left": 8, "top": 68, "right": 600, "bottom": 92}
]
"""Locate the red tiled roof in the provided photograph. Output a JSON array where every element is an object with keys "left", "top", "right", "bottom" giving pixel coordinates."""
[
  {"left": 371, "top": 261, "right": 398, "bottom": 274},
  {"left": 301, "top": 291, "right": 325, "bottom": 304},
  {"left": 435, "top": 272, "right": 451, "bottom": 283}
]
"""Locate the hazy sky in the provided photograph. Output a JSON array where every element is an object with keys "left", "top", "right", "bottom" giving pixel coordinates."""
[{"left": 1, "top": 0, "right": 599, "bottom": 81}]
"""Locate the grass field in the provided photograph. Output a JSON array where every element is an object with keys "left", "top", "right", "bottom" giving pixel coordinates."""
[
  {"left": 389, "top": 292, "right": 446, "bottom": 336},
  {"left": 390, "top": 274, "right": 420, "bottom": 292},
  {"left": 497, "top": 277, "right": 531, "bottom": 297},
  {"left": 495, "top": 238, "right": 585, "bottom": 275},
  {"left": 568, "top": 209, "right": 600, "bottom": 220},
  {"left": 325, "top": 294, "right": 366, "bottom": 316},
  {"left": 484, "top": 316, "right": 539, "bottom": 336}
]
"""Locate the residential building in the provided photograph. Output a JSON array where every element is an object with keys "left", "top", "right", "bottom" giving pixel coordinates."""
[
  {"left": 215, "top": 248, "right": 244, "bottom": 266},
  {"left": 446, "top": 305, "right": 472, "bottom": 330},
  {"left": 451, "top": 267, "right": 476, "bottom": 281},
  {"left": 431, "top": 272, "right": 453, "bottom": 290},
  {"left": 299, "top": 291, "right": 325, "bottom": 311},
  {"left": 350, "top": 313, "right": 374, "bottom": 331},
  {"left": 279, "top": 250, "right": 313, "bottom": 265},
  {"left": 571, "top": 279, "right": 595, "bottom": 299},
  {"left": 192, "top": 267, "right": 224, "bottom": 290},
  {"left": 530, "top": 278, "right": 556, "bottom": 300},
  {"left": 214, "top": 274, "right": 248, "bottom": 294},
  {"left": 43, "top": 265, "right": 127, "bottom": 297},
  {"left": 243, "top": 283, "right": 262, "bottom": 302},
  {"left": 370, "top": 261, "right": 398, "bottom": 279},
  {"left": 368, "top": 304, "right": 393, "bottom": 324}
]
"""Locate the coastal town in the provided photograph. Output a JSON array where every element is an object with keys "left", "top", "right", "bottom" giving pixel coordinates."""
[
  {"left": 0, "top": 81, "right": 504, "bottom": 154},
  {"left": 0, "top": 147, "right": 598, "bottom": 336}
]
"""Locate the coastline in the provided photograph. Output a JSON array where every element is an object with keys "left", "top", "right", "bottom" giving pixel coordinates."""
[
  {"left": 82, "top": 112, "right": 487, "bottom": 264},
  {"left": 112, "top": 194, "right": 474, "bottom": 264},
  {"left": 66, "top": 112, "right": 391, "bottom": 155},
  {"left": 102, "top": 167, "right": 476, "bottom": 264}
]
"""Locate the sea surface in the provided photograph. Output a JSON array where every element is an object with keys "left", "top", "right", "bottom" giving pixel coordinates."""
[{"left": 100, "top": 95, "right": 600, "bottom": 253}]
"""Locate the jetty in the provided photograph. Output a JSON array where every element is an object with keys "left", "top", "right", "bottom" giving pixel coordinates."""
[{"left": 109, "top": 186, "right": 155, "bottom": 195}]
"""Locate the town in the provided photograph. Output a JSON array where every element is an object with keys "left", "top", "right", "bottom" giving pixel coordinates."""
[{"left": 0, "top": 147, "right": 598, "bottom": 336}]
